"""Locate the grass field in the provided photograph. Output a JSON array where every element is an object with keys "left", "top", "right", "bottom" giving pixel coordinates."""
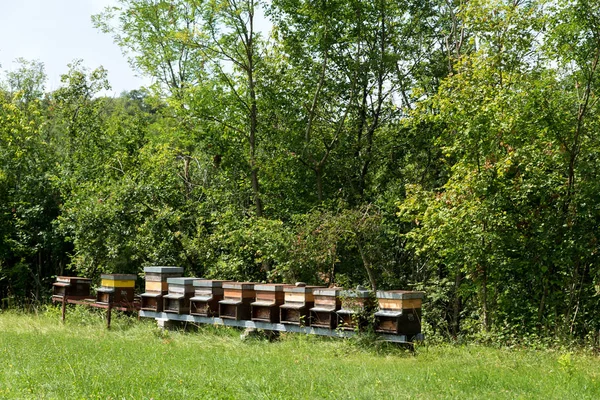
[{"left": 0, "top": 307, "right": 599, "bottom": 399}]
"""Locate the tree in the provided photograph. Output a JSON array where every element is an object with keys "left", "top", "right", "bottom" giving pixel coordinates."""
[
  {"left": 399, "top": 0, "right": 600, "bottom": 338},
  {"left": 0, "top": 61, "right": 66, "bottom": 301},
  {"left": 2, "top": 58, "right": 46, "bottom": 106},
  {"left": 94, "top": 0, "right": 269, "bottom": 217}
]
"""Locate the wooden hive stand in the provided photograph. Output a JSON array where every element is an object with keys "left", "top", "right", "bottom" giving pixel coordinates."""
[
  {"left": 51, "top": 276, "right": 93, "bottom": 325},
  {"left": 190, "top": 280, "right": 229, "bottom": 317},
  {"left": 141, "top": 266, "right": 184, "bottom": 312},
  {"left": 52, "top": 274, "right": 141, "bottom": 329},
  {"left": 251, "top": 284, "right": 290, "bottom": 323},
  {"left": 280, "top": 284, "right": 324, "bottom": 326},
  {"left": 219, "top": 282, "right": 255, "bottom": 320},
  {"left": 163, "top": 278, "right": 200, "bottom": 314},
  {"left": 374, "top": 290, "right": 424, "bottom": 336},
  {"left": 336, "top": 287, "right": 376, "bottom": 331}
]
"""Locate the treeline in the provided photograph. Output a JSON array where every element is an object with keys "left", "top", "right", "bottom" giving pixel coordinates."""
[{"left": 2, "top": 0, "right": 600, "bottom": 341}]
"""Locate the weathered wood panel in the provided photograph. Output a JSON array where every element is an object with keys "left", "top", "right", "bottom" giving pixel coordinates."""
[
  {"left": 145, "top": 281, "right": 168, "bottom": 292},
  {"left": 377, "top": 298, "right": 422, "bottom": 310}
]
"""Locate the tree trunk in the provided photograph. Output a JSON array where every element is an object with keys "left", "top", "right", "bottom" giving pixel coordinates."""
[
  {"left": 481, "top": 264, "right": 490, "bottom": 332},
  {"left": 357, "top": 239, "right": 377, "bottom": 291},
  {"left": 183, "top": 156, "right": 191, "bottom": 197},
  {"left": 537, "top": 279, "right": 547, "bottom": 330},
  {"left": 316, "top": 166, "right": 323, "bottom": 203},
  {"left": 246, "top": 2, "right": 263, "bottom": 217},
  {"left": 452, "top": 271, "right": 462, "bottom": 338}
]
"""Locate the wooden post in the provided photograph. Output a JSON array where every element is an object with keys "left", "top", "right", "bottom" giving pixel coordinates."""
[
  {"left": 107, "top": 303, "right": 112, "bottom": 329},
  {"left": 61, "top": 296, "right": 67, "bottom": 323}
]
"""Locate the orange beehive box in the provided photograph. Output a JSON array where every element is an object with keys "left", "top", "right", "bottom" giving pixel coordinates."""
[
  {"left": 374, "top": 290, "right": 424, "bottom": 335},
  {"left": 280, "top": 284, "right": 325, "bottom": 326},
  {"left": 251, "top": 284, "right": 290, "bottom": 323},
  {"left": 141, "top": 266, "right": 184, "bottom": 312},
  {"left": 219, "top": 282, "right": 255, "bottom": 320}
]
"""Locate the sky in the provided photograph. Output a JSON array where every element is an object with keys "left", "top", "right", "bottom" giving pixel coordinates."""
[{"left": 0, "top": 0, "right": 151, "bottom": 96}]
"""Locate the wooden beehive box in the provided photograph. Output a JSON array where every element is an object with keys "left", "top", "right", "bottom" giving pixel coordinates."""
[
  {"left": 374, "top": 290, "right": 424, "bottom": 335},
  {"left": 163, "top": 278, "right": 199, "bottom": 314},
  {"left": 52, "top": 276, "right": 92, "bottom": 298},
  {"left": 141, "top": 266, "right": 184, "bottom": 312},
  {"left": 190, "top": 280, "right": 228, "bottom": 317},
  {"left": 219, "top": 282, "right": 255, "bottom": 320},
  {"left": 337, "top": 287, "right": 376, "bottom": 331},
  {"left": 251, "top": 284, "right": 289, "bottom": 323},
  {"left": 310, "top": 288, "right": 343, "bottom": 329},
  {"left": 280, "top": 284, "right": 324, "bottom": 326},
  {"left": 96, "top": 274, "right": 137, "bottom": 304}
]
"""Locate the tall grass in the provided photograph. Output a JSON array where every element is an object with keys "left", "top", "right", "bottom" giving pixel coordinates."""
[{"left": 0, "top": 307, "right": 598, "bottom": 399}]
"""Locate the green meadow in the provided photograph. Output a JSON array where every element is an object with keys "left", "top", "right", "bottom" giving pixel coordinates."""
[{"left": 0, "top": 308, "right": 599, "bottom": 399}]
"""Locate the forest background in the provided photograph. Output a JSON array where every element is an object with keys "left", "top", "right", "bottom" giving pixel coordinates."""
[{"left": 2, "top": 0, "right": 600, "bottom": 343}]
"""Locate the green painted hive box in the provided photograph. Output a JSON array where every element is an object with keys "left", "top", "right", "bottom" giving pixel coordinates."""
[{"left": 337, "top": 287, "right": 376, "bottom": 331}]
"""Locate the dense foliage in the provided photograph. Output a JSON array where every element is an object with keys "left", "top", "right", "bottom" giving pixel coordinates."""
[{"left": 2, "top": 0, "right": 600, "bottom": 342}]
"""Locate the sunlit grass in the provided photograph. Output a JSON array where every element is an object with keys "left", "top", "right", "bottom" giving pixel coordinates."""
[{"left": 0, "top": 308, "right": 598, "bottom": 399}]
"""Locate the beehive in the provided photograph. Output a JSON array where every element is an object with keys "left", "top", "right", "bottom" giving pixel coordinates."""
[
  {"left": 163, "top": 278, "right": 200, "bottom": 314},
  {"left": 280, "top": 284, "right": 324, "bottom": 325},
  {"left": 141, "top": 266, "right": 184, "bottom": 312},
  {"left": 251, "top": 284, "right": 289, "bottom": 323},
  {"left": 374, "top": 290, "right": 424, "bottom": 335},
  {"left": 190, "top": 280, "right": 228, "bottom": 317},
  {"left": 52, "top": 276, "right": 92, "bottom": 299},
  {"left": 96, "top": 274, "right": 137, "bottom": 304},
  {"left": 219, "top": 282, "right": 255, "bottom": 320},
  {"left": 310, "top": 288, "right": 343, "bottom": 329},
  {"left": 337, "top": 287, "right": 376, "bottom": 331}
]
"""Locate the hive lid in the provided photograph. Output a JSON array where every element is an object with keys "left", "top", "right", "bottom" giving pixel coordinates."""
[
  {"left": 167, "top": 277, "right": 200, "bottom": 285},
  {"left": 376, "top": 290, "right": 424, "bottom": 300},
  {"left": 219, "top": 299, "right": 243, "bottom": 305},
  {"left": 310, "top": 306, "right": 337, "bottom": 312},
  {"left": 57, "top": 276, "right": 91, "bottom": 281},
  {"left": 140, "top": 292, "right": 162, "bottom": 298},
  {"left": 143, "top": 266, "right": 184, "bottom": 274},
  {"left": 251, "top": 300, "right": 276, "bottom": 307},
  {"left": 340, "top": 288, "right": 372, "bottom": 298},
  {"left": 254, "top": 284, "right": 288, "bottom": 292},
  {"left": 313, "top": 287, "right": 343, "bottom": 297},
  {"left": 193, "top": 280, "right": 228, "bottom": 288},
  {"left": 222, "top": 282, "right": 255, "bottom": 290},
  {"left": 163, "top": 293, "right": 185, "bottom": 300},
  {"left": 280, "top": 303, "right": 306, "bottom": 310},
  {"left": 374, "top": 310, "right": 403, "bottom": 318},
  {"left": 101, "top": 274, "right": 137, "bottom": 281},
  {"left": 284, "top": 285, "right": 324, "bottom": 294}
]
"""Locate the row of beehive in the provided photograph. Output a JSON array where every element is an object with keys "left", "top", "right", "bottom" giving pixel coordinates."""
[{"left": 140, "top": 267, "right": 424, "bottom": 336}]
